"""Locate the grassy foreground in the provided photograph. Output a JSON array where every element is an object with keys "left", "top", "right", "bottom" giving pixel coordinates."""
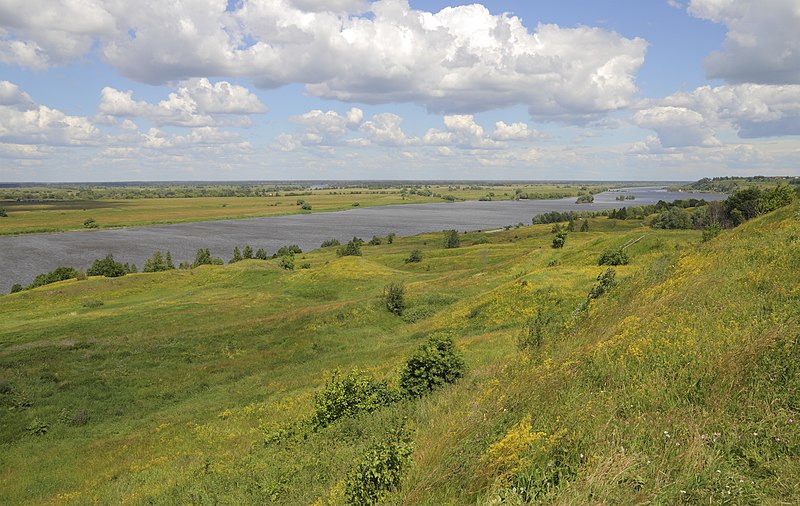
[
  {"left": 0, "top": 183, "right": 609, "bottom": 236},
  {"left": 1, "top": 204, "right": 798, "bottom": 504}
]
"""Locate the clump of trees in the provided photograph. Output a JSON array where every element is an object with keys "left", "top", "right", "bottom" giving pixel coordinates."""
[
  {"left": 576, "top": 194, "right": 594, "bottom": 204},
  {"left": 383, "top": 283, "right": 405, "bottom": 316},
  {"left": 321, "top": 238, "right": 341, "bottom": 248},
  {"left": 442, "top": 229, "right": 460, "bottom": 249},
  {"left": 404, "top": 249, "right": 422, "bottom": 263},
  {"left": 552, "top": 231, "right": 567, "bottom": 249},
  {"left": 87, "top": 254, "right": 131, "bottom": 277},
  {"left": 337, "top": 237, "right": 363, "bottom": 257},
  {"left": 369, "top": 235, "right": 383, "bottom": 245},
  {"left": 15, "top": 266, "right": 80, "bottom": 292},
  {"left": 192, "top": 248, "right": 223, "bottom": 267},
  {"left": 598, "top": 248, "right": 629, "bottom": 266},
  {"left": 143, "top": 251, "right": 174, "bottom": 272}
]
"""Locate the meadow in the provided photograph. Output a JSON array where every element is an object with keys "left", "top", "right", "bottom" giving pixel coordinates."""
[
  {"left": 0, "top": 183, "right": 612, "bottom": 236},
  {"left": 1, "top": 201, "right": 798, "bottom": 504}
]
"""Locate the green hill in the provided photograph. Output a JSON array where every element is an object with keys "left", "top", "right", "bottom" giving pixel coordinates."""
[{"left": 1, "top": 205, "right": 798, "bottom": 504}]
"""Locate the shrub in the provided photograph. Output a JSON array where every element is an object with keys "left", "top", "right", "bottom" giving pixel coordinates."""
[
  {"left": 337, "top": 237, "right": 363, "bottom": 257},
  {"left": 10, "top": 283, "right": 23, "bottom": 294},
  {"left": 702, "top": 224, "right": 722, "bottom": 242},
  {"left": 598, "top": 248, "right": 629, "bottom": 266},
  {"left": 352, "top": 202, "right": 360, "bottom": 206},
  {"left": 552, "top": 231, "right": 567, "bottom": 249},
  {"left": 143, "top": 250, "right": 175, "bottom": 272},
  {"left": 193, "top": 248, "right": 213, "bottom": 267},
  {"left": 278, "top": 255, "right": 295, "bottom": 270},
  {"left": 273, "top": 245, "right": 302, "bottom": 258},
  {"left": 344, "top": 425, "right": 414, "bottom": 506},
  {"left": 442, "top": 229, "right": 460, "bottom": 249},
  {"left": 321, "top": 238, "right": 341, "bottom": 248},
  {"left": 230, "top": 246, "right": 243, "bottom": 263},
  {"left": 83, "top": 218, "right": 98, "bottom": 229},
  {"left": 301, "top": 202, "right": 312, "bottom": 211},
  {"left": 311, "top": 368, "right": 399, "bottom": 428},
  {"left": 0, "top": 208, "right": 7, "bottom": 217},
  {"left": 474, "top": 235, "right": 490, "bottom": 245},
  {"left": 588, "top": 268, "right": 617, "bottom": 300},
  {"left": 383, "top": 283, "right": 405, "bottom": 316},
  {"left": 27, "top": 266, "right": 79, "bottom": 289},
  {"left": 575, "top": 194, "right": 594, "bottom": 204},
  {"left": 387, "top": 233, "right": 396, "bottom": 244},
  {"left": 242, "top": 245, "right": 254, "bottom": 259},
  {"left": 87, "top": 254, "right": 127, "bottom": 277},
  {"left": 404, "top": 249, "right": 422, "bottom": 263},
  {"left": 369, "top": 235, "right": 383, "bottom": 245},
  {"left": 652, "top": 207, "right": 691, "bottom": 229},
  {"left": 399, "top": 334, "right": 465, "bottom": 398},
  {"left": 255, "top": 248, "right": 269, "bottom": 260},
  {"left": 580, "top": 220, "right": 589, "bottom": 232},
  {"left": 26, "top": 418, "right": 49, "bottom": 436}
]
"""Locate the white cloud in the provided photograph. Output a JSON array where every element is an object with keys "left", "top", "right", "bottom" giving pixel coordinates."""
[
  {"left": 633, "top": 106, "right": 720, "bottom": 147},
  {"left": 0, "top": 81, "right": 101, "bottom": 146},
  {"left": 688, "top": 0, "right": 800, "bottom": 84},
  {"left": 423, "top": 115, "right": 503, "bottom": 148},
  {"left": 360, "top": 113, "right": 413, "bottom": 146},
  {"left": 0, "top": 1, "right": 646, "bottom": 120},
  {"left": 98, "top": 78, "right": 266, "bottom": 127},
  {"left": 491, "top": 121, "right": 541, "bottom": 141}
]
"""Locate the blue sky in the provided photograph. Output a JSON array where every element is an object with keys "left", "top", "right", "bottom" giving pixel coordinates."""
[{"left": 0, "top": 0, "right": 797, "bottom": 181}]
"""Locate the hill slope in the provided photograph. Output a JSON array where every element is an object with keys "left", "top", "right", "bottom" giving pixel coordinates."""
[{"left": 0, "top": 206, "right": 798, "bottom": 504}]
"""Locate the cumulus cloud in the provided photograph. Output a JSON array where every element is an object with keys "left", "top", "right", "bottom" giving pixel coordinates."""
[
  {"left": 688, "top": 0, "right": 800, "bottom": 84},
  {"left": 360, "top": 113, "right": 413, "bottom": 146},
  {"left": 490, "top": 121, "right": 542, "bottom": 141},
  {"left": 0, "top": 80, "right": 101, "bottom": 146},
  {"left": 98, "top": 78, "right": 266, "bottom": 127},
  {"left": 633, "top": 106, "right": 720, "bottom": 148},
  {"left": 0, "top": 0, "right": 646, "bottom": 120}
]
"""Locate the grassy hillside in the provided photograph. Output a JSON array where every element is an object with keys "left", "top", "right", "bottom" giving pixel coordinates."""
[{"left": 1, "top": 205, "right": 798, "bottom": 504}]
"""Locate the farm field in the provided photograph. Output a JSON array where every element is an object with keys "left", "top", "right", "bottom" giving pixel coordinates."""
[{"left": 1, "top": 201, "right": 798, "bottom": 504}]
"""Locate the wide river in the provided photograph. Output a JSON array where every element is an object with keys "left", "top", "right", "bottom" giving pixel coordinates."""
[{"left": 0, "top": 186, "right": 724, "bottom": 291}]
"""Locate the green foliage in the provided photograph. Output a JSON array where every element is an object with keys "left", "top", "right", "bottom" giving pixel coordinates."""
[
  {"left": 383, "top": 283, "right": 405, "bottom": 316},
  {"left": 404, "top": 249, "right": 422, "bottom": 263},
  {"left": 10, "top": 283, "right": 22, "bottom": 293},
  {"left": 588, "top": 268, "right": 616, "bottom": 300},
  {"left": 352, "top": 202, "right": 360, "bottom": 206},
  {"left": 575, "top": 194, "right": 594, "bottom": 204},
  {"left": 337, "top": 237, "right": 363, "bottom": 257},
  {"left": 598, "top": 248, "right": 629, "bottom": 266},
  {"left": 311, "top": 369, "right": 399, "bottom": 428},
  {"left": 143, "top": 251, "right": 175, "bottom": 272},
  {"left": 83, "top": 218, "right": 98, "bottom": 229},
  {"left": 442, "top": 229, "right": 460, "bottom": 249},
  {"left": 27, "top": 266, "right": 79, "bottom": 290},
  {"left": 702, "top": 224, "right": 722, "bottom": 242},
  {"left": 580, "top": 220, "right": 589, "bottom": 232},
  {"left": 369, "top": 235, "right": 383, "bottom": 246},
  {"left": 399, "top": 334, "right": 465, "bottom": 398},
  {"left": 26, "top": 418, "right": 49, "bottom": 436},
  {"left": 278, "top": 255, "right": 295, "bottom": 271},
  {"left": 273, "top": 245, "right": 303, "bottom": 258},
  {"left": 87, "top": 254, "right": 127, "bottom": 278},
  {"left": 652, "top": 206, "right": 692, "bottom": 229},
  {"left": 230, "top": 246, "right": 243, "bottom": 263},
  {"left": 0, "top": 208, "right": 7, "bottom": 217},
  {"left": 321, "top": 239, "right": 341, "bottom": 248},
  {"left": 344, "top": 425, "right": 414, "bottom": 506},
  {"left": 192, "top": 248, "right": 212, "bottom": 267},
  {"left": 387, "top": 233, "right": 395, "bottom": 244},
  {"left": 242, "top": 245, "right": 254, "bottom": 259},
  {"left": 474, "top": 235, "right": 490, "bottom": 245},
  {"left": 255, "top": 248, "right": 268, "bottom": 260},
  {"left": 301, "top": 202, "right": 312, "bottom": 211},
  {"left": 551, "top": 231, "right": 567, "bottom": 249}
]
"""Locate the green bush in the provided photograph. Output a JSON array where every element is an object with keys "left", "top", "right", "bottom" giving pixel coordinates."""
[
  {"left": 404, "top": 249, "right": 422, "bottom": 263},
  {"left": 301, "top": 202, "right": 312, "bottom": 211},
  {"left": 387, "top": 233, "right": 396, "bottom": 244},
  {"left": 26, "top": 418, "right": 49, "bottom": 436},
  {"left": 10, "top": 283, "right": 23, "bottom": 294},
  {"left": 652, "top": 207, "right": 692, "bottom": 229},
  {"left": 278, "top": 255, "right": 294, "bottom": 270},
  {"left": 255, "top": 248, "right": 269, "bottom": 260},
  {"left": 321, "top": 238, "right": 341, "bottom": 248},
  {"left": 552, "top": 231, "right": 567, "bottom": 249},
  {"left": 442, "top": 229, "right": 460, "bottom": 249},
  {"left": 369, "top": 235, "right": 383, "bottom": 245},
  {"left": 588, "top": 268, "right": 617, "bottom": 300},
  {"left": 242, "top": 245, "right": 254, "bottom": 259},
  {"left": 383, "top": 283, "right": 405, "bottom": 316},
  {"left": 26, "top": 266, "right": 79, "bottom": 290},
  {"left": 580, "top": 220, "right": 589, "bottom": 232},
  {"left": 702, "top": 224, "right": 722, "bottom": 242},
  {"left": 87, "top": 254, "right": 127, "bottom": 277},
  {"left": 230, "top": 246, "right": 243, "bottom": 263},
  {"left": 344, "top": 425, "right": 414, "bottom": 506},
  {"left": 192, "top": 248, "right": 213, "bottom": 267},
  {"left": 598, "top": 248, "right": 629, "bottom": 266},
  {"left": 273, "top": 245, "right": 302, "bottom": 258},
  {"left": 337, "top": 237, "right": 363, "bottom": 257},
  {"left": 399, "top": 334, "right": 465, "bottom": 398},
  {"left": 312, "top": 368, "right": 399, "bottom": 428},
  {"left": 575, "top": 195, "right": 594, "bottom": 204},
  {"left": 474, "top": 235, "right": 490, "bottom": 245},
  {"left": 83, "top": 218, "right": 98, "bottom": 229},
  {"left": 0, "top": 208, "right": 7, "bottom": 217},
  {"left": 143, "top": 250, "right": 175, "bottom": 272}
]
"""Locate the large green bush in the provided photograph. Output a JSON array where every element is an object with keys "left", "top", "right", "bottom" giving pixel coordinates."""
[
  {"left": 399, "top": 334, "right": 465, "bottom": 398},
  {"left": 87, "top": 254, "right": 127, "bottom": 278},
  {"left": 383, "top": 283, "right": 405, "bottom": 316},
  {"left": 337, "top": 237, "right": 363, "bottom": 257},
  {"left": 442, "top": 229, "right": 460, "bottom": 249},
  {"left": 598, "top": 248, "right": 629, "bottom": 266},
  {"left": 26, "top": 266, "right": 79, "bottom": 290},
  {"left": 312, "top": 368, "right": 398, "bottom": 428}
]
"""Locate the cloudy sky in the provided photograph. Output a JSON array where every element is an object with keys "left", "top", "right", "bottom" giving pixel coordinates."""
[{"left": 0, "top": 0, "right": 798, "bottom": 181}]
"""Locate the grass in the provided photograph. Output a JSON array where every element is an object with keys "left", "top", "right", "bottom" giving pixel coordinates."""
[
  {"left": 1, "top": 204, "right": 798, "bottom": 504},
  {"left": 0, "top": 183, "right": 611, "bottom": 236}
]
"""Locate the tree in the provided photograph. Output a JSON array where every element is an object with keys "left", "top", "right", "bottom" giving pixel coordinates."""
[
  {"left": 230, "top": 246, "right": 243, "bottom": 263},
  {"left": 652, "top": 207, "right": 691, "bottom": 229},
  {"left": 242, "top": 245, "right": 254, "bottom": 259},
  {"left": 580, "top": 220, "right": 589, "bottom": 232},
  {"left": 320, "top": 239, "right": 340, "bottom": 248},
  {"left": 369, "top": 235, "right": 383, "bottom": 245},
  {"left": 576, "top": 194, "right": 594, "bottom": 204},
  {"left": 598, "top": 248, "right": 629, "bottom": 266},
  {"left": 387, "top": 233, "right": 396, "bottom": 244},
  {"left": 399, "top": 334, "right": 465, "bottom": 398},
  {"left": 566, "top": 218, "right": 576, "bottom": 232},
  {"left": 588, "top": 268, "right": 616, "bottom": 300},
  {"left": 165, "top": 251, "right": 174, "bottom": 269},
  {"left": 193, "top": 248, "right": 212, "bottom": 267},
  {"left": 442, "top": 229, "right": 460, "bottom": 249},
  {"left": 255, "top": 248, "right": 268, "bottom": 260},
  {"left": 552, "top": 231, "right": 567, "bottom": 249},
  {"left": 87, "top": 254, "right": 127, "bottom": 277},
  {"left": 0, "top": 208, "right": 7, "bottom": 217},
  {"left": 383, "top": 283, "right": 405, "bottom": 316},
  {"left": 404, "top": 249, "right": 422, "bottom": 263},
  {"left": 10, "top": 283, "right": 22, "bottom": 293},
  {"left": 27, "top": 266, "right": 79, "bottom": 289},
  {"left": 337, "top": 237, "right": 363, "bottom": 257}
]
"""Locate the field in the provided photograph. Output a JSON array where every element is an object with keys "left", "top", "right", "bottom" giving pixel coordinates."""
[
  {"left": 0, "top": 183, "right": 612, "bottom": 236},
  {"left": 1, "top": 203, "right": 799, "bottom": 504}
]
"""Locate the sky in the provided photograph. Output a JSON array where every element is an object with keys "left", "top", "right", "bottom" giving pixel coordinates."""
[{"left": 0, "top": 0, "right": 798, "bottom": 182}]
